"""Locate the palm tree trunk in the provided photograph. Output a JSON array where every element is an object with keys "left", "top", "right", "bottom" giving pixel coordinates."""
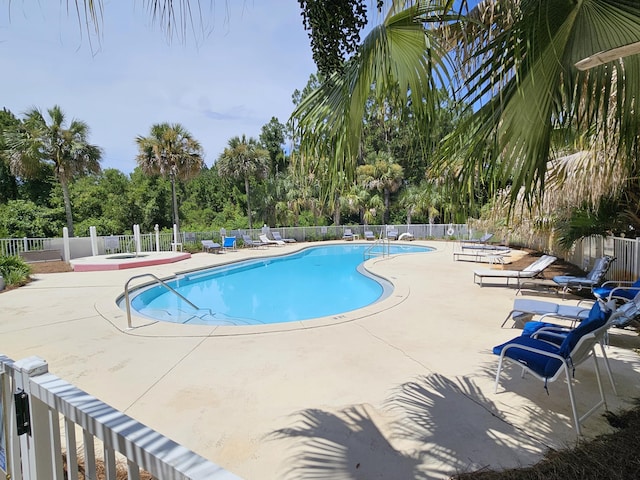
[
  {"left": 384, "top": 188, "right": 390, "bottom": 224},
  {"left": 170, "top": 173, "right": 180, "bottom": 231},
  {"left": 333, "top": 191, "right": 341, "bottom": 225},
  {"left": 60, "top": 177, "right": 75, "bottom": 237},
  {"left": 245, "top": 177, "right": 252, "bottom": 230}
]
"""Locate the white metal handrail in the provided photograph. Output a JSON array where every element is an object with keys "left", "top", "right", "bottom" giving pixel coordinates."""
[
  {"left": 124, "top": 273, "right": 199, "bottom": 329},
  {"left": 364, "top": 237, "right": 390, "bottom": 260}
]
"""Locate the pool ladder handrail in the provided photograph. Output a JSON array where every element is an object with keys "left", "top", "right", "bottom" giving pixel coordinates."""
[
  {"left": 124, "top": 273, "right": 199, "bottom": 329},
  {"left": 364, "top": 237, "right": 390, "bottom": 260}
]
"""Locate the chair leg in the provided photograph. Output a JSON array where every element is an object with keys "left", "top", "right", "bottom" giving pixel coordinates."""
[
  {"left": 494, "top": 356, "right": 505, "bottom": 393},
  {"left": 598, "top": 342, "right": 618, "bottom": 396},
  {"left": 574, "top": 354, "right": 607, "bottom": 430},
  {"left": 563, "top": 363, "right": 582, "bottom": 436},
  {"left": 592, "top": 354, "right": 608, "bottom": 413},
  {"left": 501, "top": 310, "right": 515, "bottom": 328}
]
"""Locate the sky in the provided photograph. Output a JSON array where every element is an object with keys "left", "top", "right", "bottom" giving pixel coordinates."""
[{"left": 0, "top": 1, "right": 318, "bottom": 173}]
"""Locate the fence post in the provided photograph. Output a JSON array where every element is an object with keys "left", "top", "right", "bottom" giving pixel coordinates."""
[
  {"left": 13, "top": 356, "right": 62, "bottom": 480},
  {"left": 155, "top": 224, "right": 160, "bottom": 252},
  {"left": 134, "top": 224, "right": 142, "bottom": 255},
  {"left": 90, "top": 226, "right": 98, "bottom": 256},
  {"left": 61, "top": 228, "right": 70, "bottom": 262}
]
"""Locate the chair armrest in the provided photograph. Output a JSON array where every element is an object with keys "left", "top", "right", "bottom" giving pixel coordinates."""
[
  {"left": 499, "top": 343, "right": 564, "bottom": 362},
  {"left": 608, "top": 286, "right": 640, "bottom": 300},
  {"left": 577, "top": 299, "right": 596, "bottom": 307},
  {"left": 600, "top": 280, "right": 634, "bottom": 288}
]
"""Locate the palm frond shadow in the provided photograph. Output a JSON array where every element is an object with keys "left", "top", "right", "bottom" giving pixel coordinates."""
[
  {"left": 268, "top": 404, "right": 425, "bottom": 479},
  {"left": 268, "top": 372, "right": 552, "bottom": 479},
  {"left": 385, "top": 373, "right": 548, "bottom": 477}
]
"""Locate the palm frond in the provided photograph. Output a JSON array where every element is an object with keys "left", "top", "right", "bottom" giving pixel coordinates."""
[
  {"left": 439, "top": 0, "right": 640, "bottom": 207},
  {"left": 293, "top": 0, "right": 456, "bottom": 200}
]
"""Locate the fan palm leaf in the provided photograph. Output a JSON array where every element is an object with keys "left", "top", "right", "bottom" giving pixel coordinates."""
[
  {"left": 439, "top": 0, "right": 640, "bottom": 207},
  {"left": 293, "top": 0, "right": 458, "bottom": 198}
]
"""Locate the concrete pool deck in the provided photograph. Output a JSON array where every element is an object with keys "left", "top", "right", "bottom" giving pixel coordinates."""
[{"left": 2, "top": 240, "right": 640, "bottom": 479}]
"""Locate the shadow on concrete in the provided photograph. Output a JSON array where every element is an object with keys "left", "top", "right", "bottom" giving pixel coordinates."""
[{"left": 269, "top": 373, "right": 551, "bottom": 479}]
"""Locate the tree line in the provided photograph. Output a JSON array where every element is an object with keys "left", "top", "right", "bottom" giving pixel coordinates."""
[
  {"left": 3, "top": 0, "right": 640, "bottom": 249},
  {"left": 0, "top": 82, "right": 472, "bottom": 239}
]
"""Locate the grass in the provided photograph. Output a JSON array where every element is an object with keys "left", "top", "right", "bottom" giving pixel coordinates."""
[{"left": 453, "top": 400, "right": 640, "bottom": 479}]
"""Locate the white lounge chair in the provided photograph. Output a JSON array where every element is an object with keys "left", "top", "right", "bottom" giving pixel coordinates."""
[
  {"left": 501, "top": 298, "right": 592, "bottom": 328},
  {"left": 474, "top": 254, "right": 557, "bottom": 289},
  {"left": 364, "top": 230, "right": 375, "bottom": 241},
  {"left": 242, "top": 234, "right": 267, "bottom": 249},
  {"left": 259, "top": 234, "right": 284, "bottom": 246},
  {"left": 343, "top": 229, "right": 354, "bottom": 241}
]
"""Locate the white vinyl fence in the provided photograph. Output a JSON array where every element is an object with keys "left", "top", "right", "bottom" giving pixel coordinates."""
[
  {"left": 0, "top": 224, "right": 471, "bottom": 260},
  {"left": 566, "top": 235, "right": 640, "bottom": 282},
  {"left": 0, "top": 355, "right": 240, "bottom": 480}
]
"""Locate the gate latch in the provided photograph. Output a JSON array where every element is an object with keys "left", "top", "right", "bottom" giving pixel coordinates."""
[{"left": 14, "top": 389, "right": 31, "bottom": 436}]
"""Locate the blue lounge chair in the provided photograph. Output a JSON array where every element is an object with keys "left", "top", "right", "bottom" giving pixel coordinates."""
[
  {"left": 201, "top": 240, "right": 221, "bottom": 254},
  {"left": 386, "top": 227, "right": 399, "bottom": 240},
  {"left": 493, "top": 301, "right": 614, "bottom": 435},
  {"left": 343, "top": 229, "right": 354, "bottom": 241},
  {"left": 553, "top": 255, "right": 615, "bottom": 297},
  {"left": 222, "top": 236, "right": 236, "bottom": 251},
  {"left": 364, "top": 230, "right": 375, "bottom": 241},
  {"left": 593, "top": 278, "right": 640, "bottom": 303}
]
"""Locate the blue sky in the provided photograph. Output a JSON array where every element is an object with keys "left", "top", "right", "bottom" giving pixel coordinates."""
[{"left": 0, "top": 2, "right": 317, "bottom": 173}]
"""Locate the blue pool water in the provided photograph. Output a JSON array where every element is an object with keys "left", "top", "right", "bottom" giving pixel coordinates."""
[{"left": 124, "top": 243, "right": 432, "bottom": 326}]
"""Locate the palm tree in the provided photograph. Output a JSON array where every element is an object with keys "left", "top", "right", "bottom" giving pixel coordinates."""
[
  {"left": 437, "top": 0, "right": 640, "bottom": 207},
  {"left": 293, "top": 1, "right": 458, "bottom": 195},
  {"left": 135, "top": 123, "right": 204, "bottom": 231},
  {"left": 4, "top": 105, "right": 102, "bottom": 237},
  {"left": 216, "top": 135, "right": 269, "bottom": 230},
  {"left": 356, "top": 152, "right": 404, "bottom": 224},
  {"left": 400, "top": 182, "right": 440, "bottom": 226}
]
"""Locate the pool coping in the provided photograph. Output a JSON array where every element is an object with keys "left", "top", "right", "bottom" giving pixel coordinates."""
[{"left": 95, "top": 242, "right": 435, "bottom": 337}]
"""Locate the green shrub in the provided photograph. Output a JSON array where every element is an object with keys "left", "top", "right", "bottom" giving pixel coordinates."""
[{"left": 0, "top": 255, "right": 32, "bottom": 287}]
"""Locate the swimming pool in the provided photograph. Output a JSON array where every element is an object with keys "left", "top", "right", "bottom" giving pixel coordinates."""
[{"left": 122, "top": 243, "right": 432, "bottom": 326}]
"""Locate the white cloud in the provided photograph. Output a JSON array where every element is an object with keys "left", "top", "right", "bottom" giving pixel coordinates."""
[{"left": 0, "top": 1, "right": 316, "bottom": 173}]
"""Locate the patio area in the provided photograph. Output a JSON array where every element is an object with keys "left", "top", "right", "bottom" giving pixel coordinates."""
[{"left": 2, "top": 240, "right": 640, "bottom": 479}]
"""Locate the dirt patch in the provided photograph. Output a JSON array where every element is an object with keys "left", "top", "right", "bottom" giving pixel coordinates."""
[
  {"left": 507, "top": 249, "right": 586, "bottom": 278},
  {"left": 29, "top": 261, "right": 74, "bottom": 274}
]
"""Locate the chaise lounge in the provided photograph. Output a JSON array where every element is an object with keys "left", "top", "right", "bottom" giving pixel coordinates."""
[
  {"left": 272, "top": 231, "right": 296, "bottom": 243},
  {"left": 259, "top": 234, "right": 284, "bottom": 246},
  {"left": 201, "top": 239, "right": 221, "bottom": 254},
  {"left": 553, "top": 255, "right": 615, "bottom": 298},
  {"left": 473, "top": 254, "right": 557, "bottom": 289},
  {"left": 242, "top": 234, "right": 267, "bottom": 249}
]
